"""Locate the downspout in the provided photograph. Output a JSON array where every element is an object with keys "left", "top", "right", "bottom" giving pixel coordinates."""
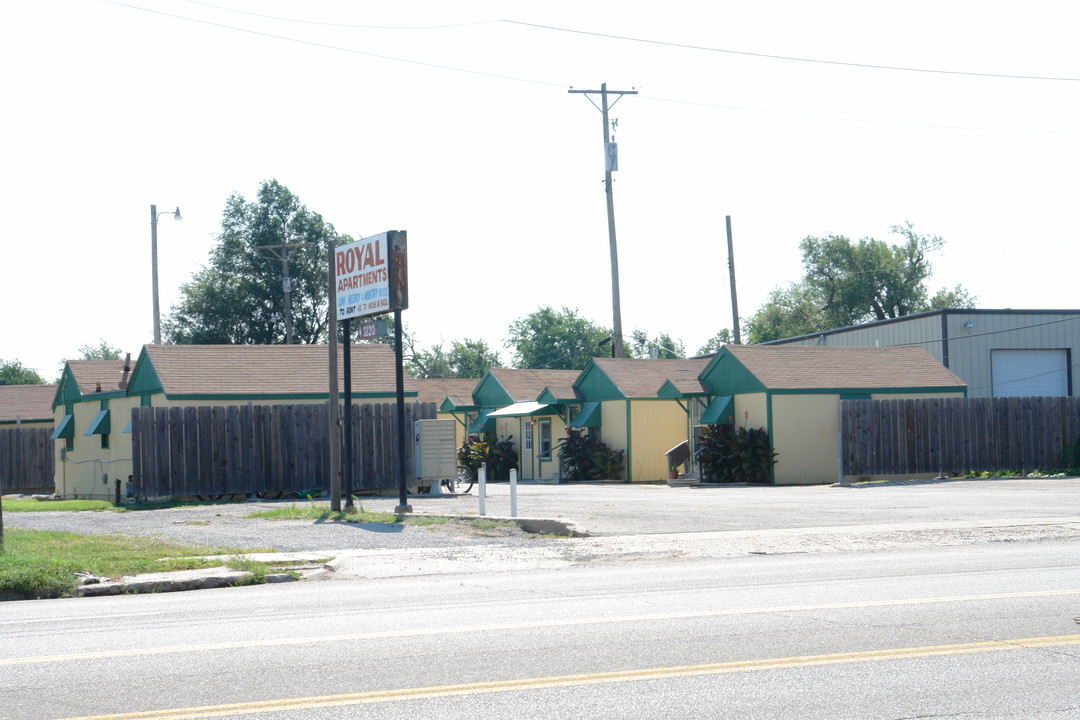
[{"left": 940, "top": 311, "right": 950, "bottom": 369}]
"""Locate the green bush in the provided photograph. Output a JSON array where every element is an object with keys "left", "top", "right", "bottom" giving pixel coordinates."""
[
  {"left": 557, "top": 429, "right": 624, "bottom": 481},
  {"left": 696, "top": 424, "right": 776, "bottom": 483},
  {"left": 458, "top": 433, "right": 518, "bottom": 482}
]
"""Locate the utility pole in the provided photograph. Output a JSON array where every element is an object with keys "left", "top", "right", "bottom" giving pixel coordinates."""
[
  {"left": 726, "top": 216, "right": 742, "bottom": 344},
  {"left": 569, "top": 83, "right": 637, "bottom": 359},
  {"left": 259, "top": 243, "right": 315, "bottom": 344}
]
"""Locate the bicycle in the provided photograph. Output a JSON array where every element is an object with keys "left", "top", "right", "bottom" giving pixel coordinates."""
[{"left": 439, "top": 465, "right": 475, "bottom": 494}]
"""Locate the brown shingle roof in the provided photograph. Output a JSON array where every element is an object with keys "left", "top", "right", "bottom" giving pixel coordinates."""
[
  {"left": 67, "top": 360, "right": 131, "bottom": 395},
  {"left": 414, "top": 377, "right": 480, "bottom": 405},
  {"left": 143, "top": 344, "right": 415, "bottom": 397},
  {"left": 724, "top": 345, "right": 966, "bottom": 389},
  {"left": 489, "top": 368, "right": 581, "bottom": 402},
  {"left": 590, "top": 357, "right": 712, "bottom": 397},
  {"left": 0, "top": 384, "right": 58, "bottom": 422}
]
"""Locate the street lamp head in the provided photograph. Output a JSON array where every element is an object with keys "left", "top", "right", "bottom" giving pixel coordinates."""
[{"left": 173, "top": 207, "right": 182, "bottom": 221}]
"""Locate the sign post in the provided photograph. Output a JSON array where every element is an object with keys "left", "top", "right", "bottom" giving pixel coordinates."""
[{"left": 333, "top": 231, "right": 409, "bottom": 511}]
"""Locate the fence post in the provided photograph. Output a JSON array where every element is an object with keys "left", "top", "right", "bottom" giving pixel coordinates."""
[
  {"left": 509, "top": 467, "right": 518, "bottom": 517},
  {"left": 478, "top": 462, "right": 487, "bottom": 516}
]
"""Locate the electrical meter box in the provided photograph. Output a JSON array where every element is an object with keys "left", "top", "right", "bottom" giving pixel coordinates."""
[{"left": 414, "top": 419, "right": 457, "bottom": 481}]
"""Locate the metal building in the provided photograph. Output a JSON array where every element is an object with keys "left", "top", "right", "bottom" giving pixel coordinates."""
[{"left": 763, "top": 309, "right": 1080, "bottom": 398}]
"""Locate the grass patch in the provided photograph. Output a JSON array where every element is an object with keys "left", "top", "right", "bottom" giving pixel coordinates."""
[
  {"left": 468, "top": 519, "right": 517, "bottom": 531},
  {"left": 2, "top": 498, "right": 118, "bottom": 512},
  {"left": 246, "top": 502, "right": 401, "bottom": 524},
  {"left": 0, "top": 528, "right": 264, "bottom": 599}
]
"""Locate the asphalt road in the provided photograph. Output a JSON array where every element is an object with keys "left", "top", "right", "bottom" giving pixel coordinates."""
[{"left": 4, "top": 539, "right": 1079, "bottom": 719}]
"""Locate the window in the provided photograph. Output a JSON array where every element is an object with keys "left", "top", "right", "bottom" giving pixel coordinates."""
[
  {"left": 538, "top": 418, "right": 552, "bottom": 460},
  {"left": 523, "top": 420, "right": 533, "bottom": 451}
]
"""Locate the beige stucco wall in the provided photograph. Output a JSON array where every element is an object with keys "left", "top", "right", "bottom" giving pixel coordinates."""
[
  {"left": 598, "top": 400, "right": 628, "bottom": 481},
  {"left": 628, "top": 400, "right": 691, "bottom": 482},
  {"left": 770, "top": 394, "right": 840, "bottom": 485},
  {"left": 54, "top": 396, "right": 140, "bottom": 500},
  {"left": 734, "top": 393, "right": 767, "bottom": 431}
]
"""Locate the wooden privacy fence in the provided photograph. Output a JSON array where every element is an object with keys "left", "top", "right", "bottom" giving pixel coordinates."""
[
  {"left": 841, "top": 396, "right": 1080, "bottom": 476},
  {"left": 131, "top": 402, "right": 436, "bottom": 499},
  {"left": 0, "top": 427, "right": 55, "bottom": 492}
]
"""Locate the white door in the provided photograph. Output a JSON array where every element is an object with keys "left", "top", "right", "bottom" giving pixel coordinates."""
[{"left": 990, "top": 349, "right": 1069, "bottom": 397}]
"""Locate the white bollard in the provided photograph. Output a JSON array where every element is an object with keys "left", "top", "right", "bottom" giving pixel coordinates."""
[
  {"left": 509, "top": 468, "right": 518, "bottom": 518},
  {"left": 478, "top": 462, "right": 487, "bottom": 516}
]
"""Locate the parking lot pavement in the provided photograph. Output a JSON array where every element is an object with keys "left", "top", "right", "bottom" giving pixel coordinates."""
[{"left": 359, "top": 476, "right": 1080, "bottom": 537}]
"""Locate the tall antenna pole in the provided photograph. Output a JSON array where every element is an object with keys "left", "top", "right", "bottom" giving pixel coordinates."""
[
  {"left": 569, "top": 82, "right": 637, "bottom": 359},
  {"left": 726, "top": 215, "right": 741, "bottom": 344}
]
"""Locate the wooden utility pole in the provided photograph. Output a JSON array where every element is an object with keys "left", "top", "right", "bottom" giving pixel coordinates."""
[
  {"left": 327, "top": 240, "right": 341, "bottom": 512},
  {"left": 569, "top": 83, "right": 637, "bottom": 359},
  {"left": 726, "top": 216, "right": 742, "bottom": 344}
]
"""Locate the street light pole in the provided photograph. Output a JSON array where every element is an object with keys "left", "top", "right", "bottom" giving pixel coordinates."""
[{"left": 150, "top": 204, "right": 182, "bottom": 345}]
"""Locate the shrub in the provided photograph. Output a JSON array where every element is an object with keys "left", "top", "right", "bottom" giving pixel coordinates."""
[
  {"left": 557, "top": 429, "right": 624, "bottom": 481},
  {"left": 696, "top": 424, "right": 777, "bottom": 483},
  {"left": 457, "top": 433, "right": 518, "bottom": 482}
]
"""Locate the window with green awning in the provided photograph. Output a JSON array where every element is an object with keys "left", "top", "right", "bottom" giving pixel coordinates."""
[{"left": 569, "top": 401, "right": 601, "bottom": 428}]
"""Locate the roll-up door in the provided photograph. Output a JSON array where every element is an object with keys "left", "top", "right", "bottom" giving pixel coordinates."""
[{"left": 990, "top": 349, "right": 1068, "bottom": 397}]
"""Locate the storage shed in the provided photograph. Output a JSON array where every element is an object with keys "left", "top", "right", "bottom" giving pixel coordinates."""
[{"left": 696, "top": 345, "right": 967, "bottom": 484}]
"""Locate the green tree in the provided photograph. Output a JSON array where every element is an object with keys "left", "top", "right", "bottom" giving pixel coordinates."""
[
  {"left": 507, "top": 306, "right": 611, "bottom": 370},
  {"left": 76, "top": 340, "right": 121, "bottom": 360},
  {"left": 164, "top": 180, "right": 349, "bottom": 345},
  {"left": 407, "top": 338, "right": 500, "bottom": 379},
  {"left": 0, "top": 359, "right": 45, "bottom": 385},
  {"left": 696, "top": 329, "right": 732, "bottom": 356},
  {"left": 746, "top": 223, "right": 975, "bottom": 343},
  {"left": 628, "top": 330, "right": 686, "bottom": 359}
]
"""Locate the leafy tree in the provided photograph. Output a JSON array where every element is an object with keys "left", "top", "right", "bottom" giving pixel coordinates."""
[
  {"left": 507, "top": 306, "right": 611, "bottom": 370},
  {"left": 407, "top": 338, "right": 500, "bottom": 379},
  {"left": 696, "top": 329, "right": 732, "bottom": 356},
  {"left": 0, "top": 359, "right": 45, "bottom": 385},
  {"left": 628, "top": 330, "right": 685, "bottom": 360},
  {"left": 77, "top": 340, "right": 121, "bottom": 360},
  {"left": 746, "top": 223, "right": 975, "bottom": 343},
  {"left": 164, "top": 180, "right": 349, "bottom": 345}
]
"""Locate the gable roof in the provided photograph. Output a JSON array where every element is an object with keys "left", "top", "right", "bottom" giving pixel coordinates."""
[
  {"left": 719, "top": 345, "right": 966, "bottom": 390},
  {"left": 414, "top": 377, "right": 480, "bottom": 405},
  {"left": 486, "top": 368, "right": 581, "bottom": 404},
  {"left": 130, "top": 344, "right": 416, "bottom": 399},
  {"left": 0, "top": 384, "right": 58, "bottom": 422},
  {"left": 67, "top": 360, "right": 131, "bottom": 395},
  {"left": 582, "top": 358, "right": 712, "bottom": 398}
]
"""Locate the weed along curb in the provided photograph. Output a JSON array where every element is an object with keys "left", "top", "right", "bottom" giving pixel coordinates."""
[
  {"left": 75, "top": 566, "right": 298, "bottom": 597},
  {"left": 411, "top": 513, "right": 583, "bottom": 538}
]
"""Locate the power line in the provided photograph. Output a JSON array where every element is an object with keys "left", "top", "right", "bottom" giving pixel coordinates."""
[
  {"left": 503, "top": 20, "right": 1080, "bottom": 83},
  {"left": 181, "top": 0, "right": 499, "bottom": 30}
]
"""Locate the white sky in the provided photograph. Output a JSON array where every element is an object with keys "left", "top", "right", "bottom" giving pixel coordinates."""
[{"left": 3, "top": 1, "right": 1079, "bottom": 378}]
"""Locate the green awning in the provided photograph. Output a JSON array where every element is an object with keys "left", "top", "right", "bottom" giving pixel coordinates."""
[
  {"left": 50, "top": 414, "right": 74, "bottom": 440},
  {"left": 569, "top": 401, "right": 601, "bottom": 428},
  {"left": 468, "top": 408, "right": 495, "bottom": 434},
  {"left": 84, "top": 409, "right": 111, "bottom": 436},
  {"left": 698, "top": 395, "right": 734, "bottom": 425}
]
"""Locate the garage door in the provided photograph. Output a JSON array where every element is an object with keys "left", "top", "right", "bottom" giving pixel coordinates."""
[{"left": 990, "top": 349, "right": 1069, "bottom": 397}]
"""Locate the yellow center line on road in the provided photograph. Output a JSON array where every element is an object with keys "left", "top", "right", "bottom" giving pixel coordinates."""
[
  {"left": 56, "top": 634, "right": 1080, "bottom": 720},
  {"left": 4, "top": 588, "right": 1080, "bottom": 668}
]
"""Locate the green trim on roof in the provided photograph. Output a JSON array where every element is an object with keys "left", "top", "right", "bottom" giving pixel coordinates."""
[
  {"left": 573, "top": 361, "right": 625, "bottom": 401},
  {"left": 699, "top": 350, "right": 767, "bottom": 395},
  {"left": 53, "top": 366, "right": 82, "bottom": 408},
  {"left": 472, "top": 372, "right": 513, "bottom": 407},
  {"left": 568, "top": 401, "right": 601, "bottom": 428},
  {"left": 657, "top": 379, "right": 706, "bottom": 400},
  {"left": 698, "top": 395, "right": 734, "bottom": 425},
  {"left": 768, "top": 386, "right": 965, "bottom": 396},
  {"left": 169, "top": 391, "right": 415, "bottom": 401},
  {"left": 84, "top": 409, "right": 111, "bottom": 436},
  {"left": 50, "top": 414, "right": 74, "bottom": 440},
  {"left": 126, "top": 350, "right": 163, "bottom": 395}
]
